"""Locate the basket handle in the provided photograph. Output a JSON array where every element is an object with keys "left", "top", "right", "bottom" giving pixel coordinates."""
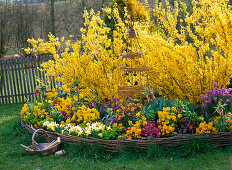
[{"left": 32, "top": 129, "right": 51, "bottom": 151}]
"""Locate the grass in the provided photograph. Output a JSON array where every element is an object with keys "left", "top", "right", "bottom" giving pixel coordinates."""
[{"left": 0, "top": 103, "right": 231, "bottom": 169}]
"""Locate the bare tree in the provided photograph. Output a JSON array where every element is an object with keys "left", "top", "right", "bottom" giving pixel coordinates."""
[
  {"left": 0, "top": 4, "right": 13, "bottom": 58},
  {"left": 51, "top": 0, "right": 56, "bottom": 36},
  {"left": 0, "top": 0, "right": 112, "bottom": 57},
  {"left": 11, "top": 4, "right": 37, "bottom": 51}
]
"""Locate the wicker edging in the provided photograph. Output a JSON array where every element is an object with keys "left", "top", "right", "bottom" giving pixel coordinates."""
[{"left": 21, "top": 119, "right": 232, "bottom": 152}]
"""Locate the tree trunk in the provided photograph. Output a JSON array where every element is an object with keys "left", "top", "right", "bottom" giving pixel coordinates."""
[
  {"left": 81, "top": 0, "right": 85, "bottom": 27},
  {"left": 51, "top": 0, "right": 55, "bottom": 36},
  {"left": 102, "top": 0, "right": 105, "bottom": 9},
  {"left": 229, "top": 0, "right": 232, "bottom": 5},
  {"left": 161, "top": 0, "right": 167, "bottom": 10},
  {"left": 0, "top": 11, "right": 6, "bottom": 58}
]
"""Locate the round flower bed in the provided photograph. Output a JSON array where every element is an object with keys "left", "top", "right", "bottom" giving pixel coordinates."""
[
  {"left": 20, "top": 84, "right": 232, "bottom": 152},
  {"left": 21, "top": 119, "right": 232, "bottom": 152}
]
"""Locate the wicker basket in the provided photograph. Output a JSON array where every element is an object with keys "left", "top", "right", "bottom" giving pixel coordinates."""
[
  {"left": 118, "top": 85, "right": 145, "bottom": 98},
  {"left": 128, "top": 28, "right": 137, "bottom": 38},
  {"left": 21, "top": 128, "right": 60, "bottom": 155},
  {"left": 21, "top": 119, "right": 232, "bottom": 152},
  {"left": 122, "top": 52, "right": 143, "bottom": 59},
  {"left": 120, "top": 66, "right": 149, "bottom": 72}
]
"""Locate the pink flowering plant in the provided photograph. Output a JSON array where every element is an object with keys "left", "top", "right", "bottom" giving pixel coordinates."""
[{"left": 141, "top": 122, "right": 161, "bottom": 138}]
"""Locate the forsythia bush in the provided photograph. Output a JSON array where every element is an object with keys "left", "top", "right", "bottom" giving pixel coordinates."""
[
  {"left": 141, "top": 0, "right": 232, "bottom": 103},
  {"left": 25, "top": 0, "right": 232, "bottom": 104}
]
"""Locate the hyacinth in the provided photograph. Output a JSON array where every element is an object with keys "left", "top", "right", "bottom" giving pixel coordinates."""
[
  {"left": 199, "top": 82, "right": 232, "bottom": 116},
  {"left": 141, "top": 122, "right": 161, "bottom": 138},
  {"left": 200, "top": 83, "right": 232, "bottom": 103}
]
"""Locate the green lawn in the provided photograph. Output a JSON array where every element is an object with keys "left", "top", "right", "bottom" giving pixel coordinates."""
[{"left": 0, "top": 103, "right": 231, "bottom": 169}]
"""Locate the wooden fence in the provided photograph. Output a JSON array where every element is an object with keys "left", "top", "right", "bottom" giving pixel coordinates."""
[{"left": 0, "top": 54, "right": 58, "bottom": 104}]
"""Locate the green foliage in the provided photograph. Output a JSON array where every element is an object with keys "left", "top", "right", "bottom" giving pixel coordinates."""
[
  {"left": 50, "top": 107, "right": 64, "bottom": 123},
  {"left": 142, "top": 98, "right": 174, "bottom": 121},
  {"left": 176, "top": 101, "right": 199, "bottom": 124},
  {"left": 71, "top": 79, "right": 80, "bottom": 87},
  {"left": 36, "top": 84, "right": 46, "bottom": 92},
  {"left": 24, "top": 112, "right": 43, "bottom": 125},
  {"left": 214, "top": 116, "right": 230, "bottom": 132},
  {"left": 141, "top": 98, "right": 194, "bottom": 121},
  {"left": 102, "top": 126, "right": 123, "bottom": 140}
]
